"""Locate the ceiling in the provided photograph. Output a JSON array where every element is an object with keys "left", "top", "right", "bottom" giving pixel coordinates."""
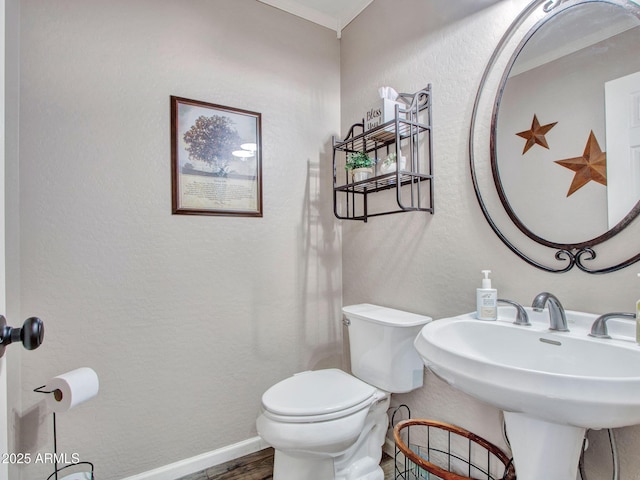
[{"left": 257, "top": 0, "right": 374, "bottom": 37}]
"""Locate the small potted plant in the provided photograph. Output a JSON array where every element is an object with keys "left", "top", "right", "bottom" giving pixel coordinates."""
[{"left": 345, "top": 152, "right": 375, "bottom": 182}]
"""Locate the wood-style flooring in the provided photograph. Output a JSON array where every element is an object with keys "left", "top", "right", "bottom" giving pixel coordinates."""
[{"left": 177, "top": 448, "right": 396, "bottom": 480}]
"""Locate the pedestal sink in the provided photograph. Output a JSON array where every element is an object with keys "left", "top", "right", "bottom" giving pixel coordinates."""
[{"left": 414, "top": 306, "right": 640, "bottom": 480}]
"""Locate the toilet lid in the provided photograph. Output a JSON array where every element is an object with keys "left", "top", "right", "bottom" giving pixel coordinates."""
[{"left": 262, "top": 369, "right": 377, "bottom": 417}]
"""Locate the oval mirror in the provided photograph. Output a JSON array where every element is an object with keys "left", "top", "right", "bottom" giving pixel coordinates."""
[{"left": 470, "top": 0, "right": 640, "bottom": 273}]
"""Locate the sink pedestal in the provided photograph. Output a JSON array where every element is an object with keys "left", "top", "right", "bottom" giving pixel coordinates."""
[{"left": 504, "top": 412, "right": 585, "bottom": 480}]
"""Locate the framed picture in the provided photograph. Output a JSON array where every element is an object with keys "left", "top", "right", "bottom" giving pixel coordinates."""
[{"left": 171, "top": 96, "right": 263, "bottom": 217}]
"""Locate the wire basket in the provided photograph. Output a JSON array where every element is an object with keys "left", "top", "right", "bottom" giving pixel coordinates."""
[
  {"left": 393, "top": 419, "right": 516, "bottom": 480},
  {"left": 46, "top": 463, "right": 94, "bottom": 480}
]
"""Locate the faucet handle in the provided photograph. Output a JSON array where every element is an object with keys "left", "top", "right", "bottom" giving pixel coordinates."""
[
  {"left": 589, "top": 312, "right": 636, "bottom": 339},
  {"left": 497, "top": 299, "right": 531, "bottom": 326}
]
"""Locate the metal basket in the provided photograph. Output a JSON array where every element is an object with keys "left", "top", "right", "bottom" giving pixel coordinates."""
[{"left": 393, "top": 419, "right": 516, "bottom": 480}]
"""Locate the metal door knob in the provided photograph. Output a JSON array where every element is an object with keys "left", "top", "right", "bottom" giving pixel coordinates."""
[{"left": 0, "top": 315, "right": 45, "bottom": 357}]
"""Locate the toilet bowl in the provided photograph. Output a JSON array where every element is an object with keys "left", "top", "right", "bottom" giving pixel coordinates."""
[
  {"left": 257, "top": 369, "right": 390, "bottom": 479},
  {"left": 256, "top": 304, "right": 432, "bottom": 480}
]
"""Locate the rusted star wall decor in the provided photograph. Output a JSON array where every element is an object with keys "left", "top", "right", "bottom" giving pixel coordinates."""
[
  {"left": 516, "top": 114, "right": 558, "bottom": 154},
  {"left": 554, "top": 130, "right": 607, "bottom": 197}
]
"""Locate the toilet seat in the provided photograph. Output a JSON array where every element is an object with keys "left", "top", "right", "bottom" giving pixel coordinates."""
[{"left": 261, "top": 369, "right": 380, "bottom": 423}]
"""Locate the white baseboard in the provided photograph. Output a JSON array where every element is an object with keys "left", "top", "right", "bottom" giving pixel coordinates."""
[{"left": 121, "top": 436, "right": 270, "bottom": 480}]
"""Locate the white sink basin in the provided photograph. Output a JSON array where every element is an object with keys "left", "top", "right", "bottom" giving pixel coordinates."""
[
  {"left": 415, "top": 307, "right": 640, "bottom": 429},
  {"left": 414, "top": 305, "right": 640, "bottom": 480}
]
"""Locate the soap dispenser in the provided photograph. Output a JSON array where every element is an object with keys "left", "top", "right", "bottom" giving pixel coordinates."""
[{"left": 477, "top": 270, "right": 497, "bottom": 320}]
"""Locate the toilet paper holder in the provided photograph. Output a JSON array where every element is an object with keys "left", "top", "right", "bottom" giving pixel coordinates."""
[{"left": 34, "top": 386, "right": 95, "bottom": 480}]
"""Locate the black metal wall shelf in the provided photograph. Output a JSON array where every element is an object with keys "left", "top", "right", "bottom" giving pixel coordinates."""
[{"left": 332, "top": 85, "right": 434, "bottom": 222}]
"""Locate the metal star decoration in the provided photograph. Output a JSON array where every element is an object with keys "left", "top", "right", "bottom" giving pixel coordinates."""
[
  {"left": 516, "top": 114, "right": 558, "bottom": 154},
  {"left": 554, "top": 130, "right": 607, "bottom": 197}
]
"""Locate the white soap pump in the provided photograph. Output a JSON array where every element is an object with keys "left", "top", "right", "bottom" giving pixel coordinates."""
[{"left": 476, "top": 270, "right": 498, "bottom": 320}]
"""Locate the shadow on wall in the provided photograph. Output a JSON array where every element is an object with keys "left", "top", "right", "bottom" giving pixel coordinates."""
[
  {"left": 244, "top": 144, "right": 341, "bottom": 379},
  {"left": 296, "top": 141, "right": 343, "bottom": 371},
  {"left": 14, "top": 401, "right": 48, "bottom": 463}
]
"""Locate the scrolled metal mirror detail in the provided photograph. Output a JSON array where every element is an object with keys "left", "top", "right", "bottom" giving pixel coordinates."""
[{"left": 470, "top": 0, "right": 640, "bottom": 273}]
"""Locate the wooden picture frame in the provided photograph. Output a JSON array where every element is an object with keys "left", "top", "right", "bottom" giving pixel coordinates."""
[{"left": 171, "top": 96, "right": 263, "bottom": 217}]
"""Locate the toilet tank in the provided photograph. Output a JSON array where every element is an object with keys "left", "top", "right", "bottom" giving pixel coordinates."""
[{"left": 342, "top": 304, "right": 432, "bottom": 393}]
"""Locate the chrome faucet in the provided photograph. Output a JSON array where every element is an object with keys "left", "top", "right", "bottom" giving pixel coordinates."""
[
  {"left": 589, "top": 312, "right": 636, "bottom": 339},
  {"left": 532, "top": 292, "right": 569, "bottom": 332},
  {"left": 497, "top": 299, "right": 531, "bottom": 326}
]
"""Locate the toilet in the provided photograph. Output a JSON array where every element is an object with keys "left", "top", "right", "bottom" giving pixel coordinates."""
[{"left": 256, "top": 304, "right": 432, "bottom": 480}]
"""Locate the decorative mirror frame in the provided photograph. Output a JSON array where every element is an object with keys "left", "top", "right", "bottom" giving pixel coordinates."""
[{"left": 470, "top": 0, "right": 640, "bottom": 274}]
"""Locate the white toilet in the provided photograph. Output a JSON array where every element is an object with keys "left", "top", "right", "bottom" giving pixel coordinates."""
[{"left": 256, "top": 304, "right": 432, "bottom": 480}]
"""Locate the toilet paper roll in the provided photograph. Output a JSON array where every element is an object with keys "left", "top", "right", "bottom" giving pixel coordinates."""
[{"left": 45, "top": 367, "right": 99, "bottom": 413}]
